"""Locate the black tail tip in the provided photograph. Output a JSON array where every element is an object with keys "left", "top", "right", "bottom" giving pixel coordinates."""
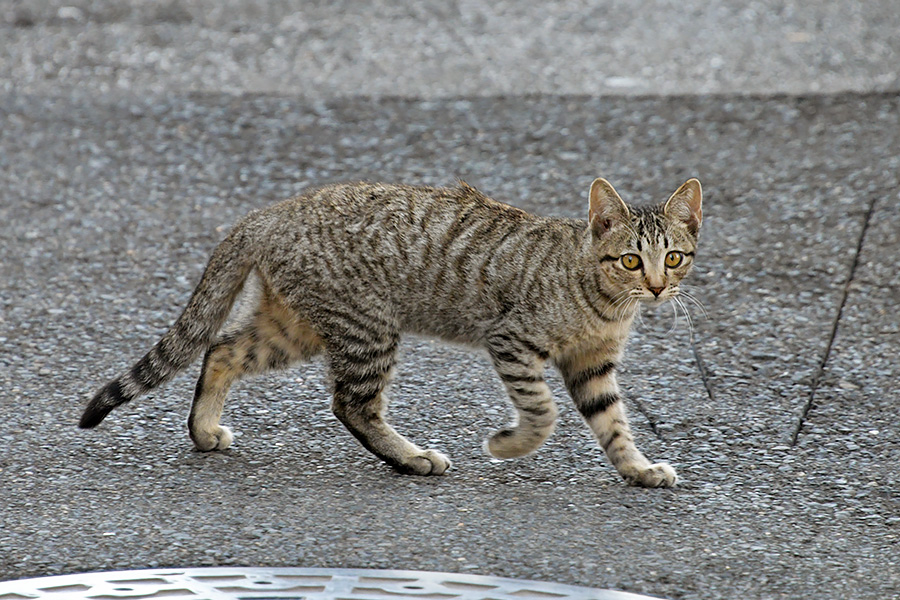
[
  {"left": 79, "top": 404, "right": 113, "bottom": 429},
  {"left": 79, "top": 380, "right": 126, "bottom": 429}
]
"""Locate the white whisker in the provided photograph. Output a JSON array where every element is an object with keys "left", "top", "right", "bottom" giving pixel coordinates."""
[
  {"left": 678, "top": 289, "right": 709, "bottom": 320},
  {"left": 662, "top": 300, "right": 680, "bottom": 337},
  {"left": 633, "top": 295, "right": 645, "bottom": 327},
  {"left": 609, "top": 288, "right": 637, "bottom": 321},
  {"left": 674, "top": 297, "right": 697, "bottom": 342}
]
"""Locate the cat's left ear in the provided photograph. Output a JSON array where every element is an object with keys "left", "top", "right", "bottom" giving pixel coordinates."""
[{"left": 664, "top": 178, "right": 702, "bottom": 235}]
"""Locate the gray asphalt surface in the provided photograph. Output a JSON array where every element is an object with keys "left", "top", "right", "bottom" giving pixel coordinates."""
[{"left": 1, "top": 2, "right": 899, "bottom": 600}]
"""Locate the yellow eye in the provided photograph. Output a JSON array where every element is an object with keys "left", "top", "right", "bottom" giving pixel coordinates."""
[
  {"left": 621, "top": 254, "right": 641, "bottom": 270},
  {"left": 665, "top": 251, "right": 684, "bottom": 268}
]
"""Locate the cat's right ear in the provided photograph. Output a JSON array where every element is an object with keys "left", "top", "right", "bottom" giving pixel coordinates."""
[{"left": 589, "top": 178, "right": 630, "bottom": 237}]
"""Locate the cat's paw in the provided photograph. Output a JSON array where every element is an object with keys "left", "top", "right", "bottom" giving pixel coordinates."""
[
  {"left": 394, "top": 449, "right": 452, "bottom": 476},
  {"left": 191, "top": 426, "right": 234, "bottom": 452},
  {"left": 622, "top": 462, "right": 677, "bottom": 488},
  {"left": 484, "top": 428, "right": 544, "bottom": 459}
]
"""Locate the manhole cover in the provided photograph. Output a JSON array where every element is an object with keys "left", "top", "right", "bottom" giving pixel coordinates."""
[{"left": 0, "top": 568, "right": 659, "bottom": 600}]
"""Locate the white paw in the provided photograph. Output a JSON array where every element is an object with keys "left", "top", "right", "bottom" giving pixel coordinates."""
[
  {"left": 622, "top": 462, "right": 677, "bottom": 488},
  {"left": 398, "top": 449, "right": 452, "bottom": 476},
  {"left": 192, "top": 426, "right": 233, "bottom": 452},
  {"left": 484, "top": 428, "right": 544, "bottom": 459}
]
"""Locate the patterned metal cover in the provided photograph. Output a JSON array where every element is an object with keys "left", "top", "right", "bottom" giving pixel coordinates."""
[{"left": 0, "top": 568, "right": 658, "bottom": 600}]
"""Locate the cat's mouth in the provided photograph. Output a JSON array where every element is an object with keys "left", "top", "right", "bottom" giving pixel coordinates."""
[{"left": 642, "top": 296, "right": 669, "bottom": 307}]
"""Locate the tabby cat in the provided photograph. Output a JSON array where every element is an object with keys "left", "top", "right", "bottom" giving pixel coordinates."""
[{"left": 81, "top": 177, "right": 702, "bottom": 488}]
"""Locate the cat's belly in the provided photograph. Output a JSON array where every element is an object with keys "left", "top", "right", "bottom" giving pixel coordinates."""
[{"left": 398, "top": 306, "right": 491, "bottom": 346}]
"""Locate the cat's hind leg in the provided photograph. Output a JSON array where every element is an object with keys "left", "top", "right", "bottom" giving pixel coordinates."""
[
  {"left": 484, "top": 333, "right": 558, "bottom": 459},
  {"left": 189, "top": 291, "right": 323, "bottom": 451},
  {"left": 326, "top": 327, "right": 450, "bottom": 476}
]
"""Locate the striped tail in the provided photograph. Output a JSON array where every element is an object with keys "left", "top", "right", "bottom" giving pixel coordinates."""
[{"left": 79, "top": 229, "right": 253, "bottom": 429}]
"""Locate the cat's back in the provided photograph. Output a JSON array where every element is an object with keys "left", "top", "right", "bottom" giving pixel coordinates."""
[
  {"left": 271, "top": 180, "right": 527, "bottom": 227},
  {"left": 248, "top": 181, "right": 537, "bottom": 255}
]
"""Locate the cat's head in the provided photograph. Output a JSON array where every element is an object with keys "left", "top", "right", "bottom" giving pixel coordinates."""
[{"left": 587, "top": 177, "right": 702, "bottom": 306}]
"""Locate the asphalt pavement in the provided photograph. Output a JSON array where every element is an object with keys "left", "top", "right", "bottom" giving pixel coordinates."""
[{"left": 1, "top": 2, "right": 899, "bottom": 600}]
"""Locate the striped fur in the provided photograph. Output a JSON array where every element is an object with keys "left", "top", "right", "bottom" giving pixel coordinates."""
[{"left": 81, "top": 178, "right": 702, "bottom": 487}]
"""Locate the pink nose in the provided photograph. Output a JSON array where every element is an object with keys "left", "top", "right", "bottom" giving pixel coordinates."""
[{"left": 648, "top": 286, "right": 665, "bottom": 297}]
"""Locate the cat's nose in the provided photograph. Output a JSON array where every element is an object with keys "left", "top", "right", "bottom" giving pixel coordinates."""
[{"left": 648, "top": 286, "right": 665, "bottom": 297}]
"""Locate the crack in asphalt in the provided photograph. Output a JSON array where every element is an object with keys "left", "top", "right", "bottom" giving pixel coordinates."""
[
  {"left": 630, "top": 396, "right": 663, "bottom": 441},
  {"left": 691, "top": 339, "right": 716, "bottom": 404},
  {"left": 790, "top": 193, "right": 878, "bottom": 446}
]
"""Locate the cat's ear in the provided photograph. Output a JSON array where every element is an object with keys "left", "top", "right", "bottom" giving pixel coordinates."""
[
  {"left": 664, "top": 178, "right": 702, "bottom": 235},
  {"left": 589, "top": 178, "right": 630, "bottom": 236}
]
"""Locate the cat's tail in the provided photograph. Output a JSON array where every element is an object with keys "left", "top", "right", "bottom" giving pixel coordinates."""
[{"left": 79, "top": 227, "right": 255, "bottom": 429}]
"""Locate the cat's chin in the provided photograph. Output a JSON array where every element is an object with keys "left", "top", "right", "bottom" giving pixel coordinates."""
[{"left": 641, "top": 296, "right": 671, "bottom": 309}]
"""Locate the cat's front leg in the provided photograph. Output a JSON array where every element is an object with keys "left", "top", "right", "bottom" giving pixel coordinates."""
[
  {"left": 558, "top": 354, "right": 677, "bottom": 488},
  {"left": 484, "top": 334, "right": 558, "bottom": 459}
]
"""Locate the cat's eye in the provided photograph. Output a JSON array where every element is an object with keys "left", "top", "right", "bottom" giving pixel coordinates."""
[
  {"left": 620, "top": 254, "right": 642, "bottom": 270},
  {"left": 665, "top": 251, "right": 684, "bottom": 268}
]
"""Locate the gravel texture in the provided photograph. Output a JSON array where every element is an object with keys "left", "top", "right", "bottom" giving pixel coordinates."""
[
  {"left": 3, "top": 91, "right": 899, "bottom": 600},
  {"left": 1, "top": 0, "right": 899, "bottom": 98},
  {"left": 1, "top": 3, "right": 899, "bottom": 600}
]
